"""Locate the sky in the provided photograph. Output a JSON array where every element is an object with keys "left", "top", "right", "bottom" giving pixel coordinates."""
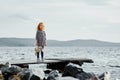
[{"left": 0, "top": 0, "right": 120, "bottom": 42}]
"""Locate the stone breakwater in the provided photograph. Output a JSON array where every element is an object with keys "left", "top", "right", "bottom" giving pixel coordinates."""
[{"left": 0, "top": 62, "right": 110, "bottom": 80}]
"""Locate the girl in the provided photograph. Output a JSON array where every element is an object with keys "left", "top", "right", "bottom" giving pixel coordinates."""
[{"left": 35, "top": 22, "right": 46, "bottom": 61}]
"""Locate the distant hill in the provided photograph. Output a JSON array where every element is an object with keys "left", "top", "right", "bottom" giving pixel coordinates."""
[{"left": 0, "top": 38, "right": 120, "bottom": 47}]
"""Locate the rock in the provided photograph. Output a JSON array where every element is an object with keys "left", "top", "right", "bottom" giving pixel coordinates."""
[
  {"left": 7, "top": 65, "right": 22, "bottom": 74},
  {"left": 44, "top": 70, "right": 51, "bottom": 74},
  {"left": 47, "top": 70, "right": 59, "bottom": 80},
  {"left": 99, "top": 72, "right": 110, "bottom": 80},
  {"left": 17, "top": 68, "right": 41, "bottom": 80},
  {"left": 62, "top": 63, "right": 83, "bottom": 77},
  {"left": 62, "top": 63, "right": 98, "bottom": 80},
  {"left": 8, "top": 75, "right": 21, "bottom": 80},
  {"left": 47, "top": 76, "right": 78, "bottom": 80},
  {"left": 1, "top": 62, "right": 22, "bottom": 74},
  {"left": 31, "top": 67, "right": 45, "bottom": 79},
  {"left": 75, "top": 72, "right": 97, "bottom": 80},
  {"left": 0, "top": 70, "right": 4, "bottom": 80},
  {"left": 30, "top": 74, "right": 41, "bottom": 80},
  {"left": 0, "top": 64, "right": 22, "bottom": 80},
  {"left": 0, "top": 64, "right": 41, "bottom": 80}
]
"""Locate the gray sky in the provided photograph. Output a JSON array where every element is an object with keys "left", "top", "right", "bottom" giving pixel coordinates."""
[{"left": 0, "top": 0, "right": 120, "bottom": 42}]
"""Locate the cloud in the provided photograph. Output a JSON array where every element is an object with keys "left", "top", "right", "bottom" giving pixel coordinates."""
[
  {"left": 0, "top": 0, "right": 120, "bottom": 26},
  {"left": 9, "top": 14, "right": 33, "bottom": 21},
  {"left": 80, "top": 0, "right": 109, "bottom": 5},
  {"left": 0, "top": 0, "right": 120, "bottom": 42}
]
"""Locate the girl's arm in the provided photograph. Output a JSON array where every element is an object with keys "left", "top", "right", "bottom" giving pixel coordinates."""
[
  {"left": 44, "top": 32, "right": 46, "bottom": 46},
  {"left": 35, "top": 31, "right": 39, "bottom": 46}
]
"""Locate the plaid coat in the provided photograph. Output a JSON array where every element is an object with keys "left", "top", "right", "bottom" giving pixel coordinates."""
[{"left": 36, "top": 30, "right": 46, "bottom": 47}]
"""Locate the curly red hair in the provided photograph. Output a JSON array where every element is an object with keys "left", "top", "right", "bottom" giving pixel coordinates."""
[{"left": 37, "top": 22, "right": 45, "bottom": 31}]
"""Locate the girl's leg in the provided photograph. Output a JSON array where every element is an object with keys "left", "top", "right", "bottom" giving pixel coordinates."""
[
  {"left": 41, "top": 50, "right": 44, "bottom": 60},
  {"left": 37, "top": 52, "right": 39, "bottom": 59}
]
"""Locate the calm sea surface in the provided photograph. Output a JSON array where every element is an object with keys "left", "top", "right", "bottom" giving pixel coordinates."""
[{"left": 0, "top": 47, "right": 120, "bottom": 80}]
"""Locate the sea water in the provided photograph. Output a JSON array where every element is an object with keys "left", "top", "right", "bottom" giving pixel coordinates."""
[{"left": 0, "top": 47, "right": 120, "bottom": 80}]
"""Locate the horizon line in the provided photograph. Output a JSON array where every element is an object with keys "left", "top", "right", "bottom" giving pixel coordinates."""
[{"left": 0, "top": 37, "right": 120, "bottom": 43}]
